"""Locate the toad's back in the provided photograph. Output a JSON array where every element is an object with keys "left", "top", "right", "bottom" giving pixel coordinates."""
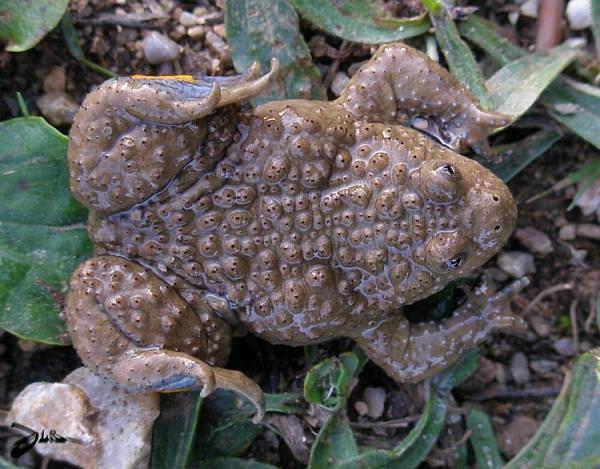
[{"left": 89, "top": 99, "right": 491, "bottom": 344}]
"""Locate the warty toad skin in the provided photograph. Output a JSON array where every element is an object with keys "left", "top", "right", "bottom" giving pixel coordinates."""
[{"left": 65, "top": 43, "right": 525, "bottom": 421}]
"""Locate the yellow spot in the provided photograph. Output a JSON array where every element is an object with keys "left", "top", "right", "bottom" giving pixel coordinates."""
[{"left": 130, "top": 74, "right": 196, "bottom": 83}]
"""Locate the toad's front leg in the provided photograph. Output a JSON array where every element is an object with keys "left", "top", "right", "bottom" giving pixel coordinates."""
[
  {"left": 65, "top": 255, "right": 265, "bottom": 422},
  {"left": 354, "top": 279, "right": 528, "bottom": 382},
  {"left": 336, "top": 43, "right": 509, "bottom": 154}
]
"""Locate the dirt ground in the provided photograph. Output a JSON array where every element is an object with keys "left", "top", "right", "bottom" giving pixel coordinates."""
[{"left": 0, "top": 0, "right": 599, "bottom": 467}]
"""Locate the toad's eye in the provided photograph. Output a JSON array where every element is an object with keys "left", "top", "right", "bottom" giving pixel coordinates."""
[
  {"left": 439, "top": 164, "right": 455, "bottom": 176},
  {"left": 446, "top": 254, "right": 463, "bottom": 270}
]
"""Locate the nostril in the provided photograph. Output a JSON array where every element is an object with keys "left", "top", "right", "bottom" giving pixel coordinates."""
[{"left": 492, "top": 195, "right": 500, "bottom": 202}]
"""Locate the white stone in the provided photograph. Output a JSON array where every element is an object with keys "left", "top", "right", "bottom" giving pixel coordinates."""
[{"left": 567, "top": 0, "right": 592, "bottom": 30}]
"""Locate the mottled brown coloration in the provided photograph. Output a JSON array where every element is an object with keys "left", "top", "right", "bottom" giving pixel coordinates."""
[{"left": 66, "top": 43, "right": 522, "bottom": 421}]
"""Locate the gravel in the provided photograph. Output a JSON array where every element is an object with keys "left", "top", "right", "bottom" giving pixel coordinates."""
[
  {"left": 497, "top": 251, "right": 536, "bottom": 278},
  {"left": 510, "top": 352, "right": 531, "bottom": 385},
  {"left": 142, "top": 31, "right": 181, "bottom": 64}
]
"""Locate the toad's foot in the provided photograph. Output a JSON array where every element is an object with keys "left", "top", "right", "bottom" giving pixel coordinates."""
[
  {"left": 111, "top": 349, "right": 265, "bottom": 423},
  {"left": 354, "top": 278, "right": 528, "bottom": 382},
  {"left": 65, "top": 255, "right": 265, "bottom": 422},
  {"left": 336, "top": 43, "right": 510, "bottom": 155}
]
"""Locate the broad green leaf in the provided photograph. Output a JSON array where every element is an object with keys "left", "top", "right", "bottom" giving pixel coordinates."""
[
  {"left": 487, "top": 127, "right": 563, "bottom": 182},
  {"left": 0, "top": 117, "right": 91, "bottom": 344},
  {"left": 288, "top": 0, "right": 430, "bottom": 44},
  {"left": 592, "top": 0, "right": 600, "bottom": 61},
  {"left": 61, "top": 13, "right": 114, "bottom": 78},
  {"left": 506, "top": 349, "right": 600, "bottom": 468},
  {"left": 303, "top": 351, "right": 360, "bottom": 410},
  {"left": 151, "top": 391, "right": 203, "bottom": 469},
  {"left": 200, "top": 458, "right": 277, "bottom": 469},
  {"left": 225, "top": 0, "right": 326, "bottom": 104},
  {"left": 308, "top": 411, "right": 358, "bottom": 468},
  {"left": 466, "top": 408, "right": 504, "bottom": 469},
  {"left": 196, "top": 389, "right": 263, "bottom": 458},
  {"left": 486, "top": 44, "right": 582, "bottom": 119},
  {"left": 0, "top": 0, "right": 68, "bottom": 52},
  {"left": 422, "top": 1, "right": 489, "bottom": 106},
  {"left": 544, "top": 78, "right": 600, "bottom": 150}
]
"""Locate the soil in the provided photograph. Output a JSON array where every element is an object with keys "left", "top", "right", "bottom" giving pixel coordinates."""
[{"left": 0, "top": 0, "right": 599, "bottom": 467}]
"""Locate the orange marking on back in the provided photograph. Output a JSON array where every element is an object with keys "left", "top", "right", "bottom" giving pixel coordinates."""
[{"left": 130, "top": 74, "right": 196, "bottom": 83}]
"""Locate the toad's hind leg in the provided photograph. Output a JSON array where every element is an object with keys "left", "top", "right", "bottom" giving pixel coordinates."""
[
  {"left": 65, "top": 255, "right": 265, "bottom": 422},
  {"left": 354, "top": 279, "right": 528, "bottom": 382},
  {"left": 335, "top": 43, "right": 509, "bottom": 154}
]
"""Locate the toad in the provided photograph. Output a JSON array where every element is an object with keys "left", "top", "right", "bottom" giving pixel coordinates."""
[{"left": 66, "top": 43, "right": 525, "bottom": 422}]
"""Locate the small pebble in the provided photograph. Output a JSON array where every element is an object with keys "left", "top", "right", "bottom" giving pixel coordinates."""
[
  {"left": 566, "top": 0, "right": 592, "bottom": 30},
  {"left": 558, "top": 224, "right": 577, "bottom": 240},
  {"left": 362, "top": 386, "right": 386, "bottom": 419},
  {"left": 187, "top": 25, "right": 206, "bottom": 40},
  {"left": 552, "top": 337, "right": 577, "bottom": 356},
  {"left": 510, "top": 352, "right": 530, "bottom": 385},
  {"left": 520, "top": 0, "right": 539, "bottom": 17},
  {"left": 576, "top": 223, "right": 600, "bottom": 241},
  {"left": 179, "top": 11, "right": 198, "bottom": 27},
  {"left": 205, "top": 31, "right": 231, "bottom": 63},
  {"left": 142, "top": 31, "right": 181, "bottom": 64},
  {"left": 530, "top": 359, "right": 558, "bottom": 375},
  {"left": 497, "top": 251, "right": 536, "bottom": 278},
  {"left": 43, "top": 65, "right": 66, "bottom": 93},
  {"left": 486, "top": 267, "right": 509, "bottom": 283},
  {"left": 528, "top": 314, "right": 553, "bottom": 337},
  {"left": 36, "top": 92, "right": 79, "bottom": 127},
  {"left": 495, "top": 364, "right": 509, "bottom": 385},
  {"left": 498, "top": 415, "right": 540, "bottom": 458},
  {"left": 515, "top": 227, "right": 553, "bottom": 256},
  {"left": 331, "top": 72, "right": 350, "bottom": 97},
  {"left": 354, "top": 400, "right": 368, "bottom": 416}
]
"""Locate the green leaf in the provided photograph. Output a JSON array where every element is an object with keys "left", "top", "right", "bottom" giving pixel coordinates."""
[
  {"left": 196, "top": 389, "right": 264, "bottom": 458},
  {"left": 199, "top": 458, "right": 277, "bottom": 469},
  {"left": 151, "top": 391, "right": 203, "bottom": 469},
  {"left": 288, "top": 0, "right": 430, "bottom": 44},
  {"left": 308, "top": 411, "right": 358, "bottom": 468},
  {"left": 564, "top": 157, "right": 600, "bottom": 210},
  {"left": 0, "top": 455, "right": 22, "bottom": 469},
  {"left": 303, "top": 351, "right": 360, "bottom": 410},
  {"left": 458, "top": 15, "right": 523, "bottom": 64},
  {"left": 225, "top": 0, "right": 326, "bottom": 104},
  {"left": 434, "top": 348, "right": 481, "bottom": 394},
  {"left": 0, "top": 0, "right": 68, "bottom": 52},
  {"left": 265, "top": 392, "right": 304, "bottom": 414},
  {"left": 422, "top": 1, "right": 490, "bottom": 106},
  {"left": 459, "top": 14, "right": 600, "bottom": 151},
  {"left": 544, "top": 78, "right": 600, "bottom": 150},
  {"left": 487, "top": 127, "right": 563, "bottom": 182},
  {"left": 486, "top": 44, "right": 582, "bottom": 120},
  {"left": 506, "top": 349, "right": 600, "bottom": 468},
  {"left": 0, "top": 117, "right": 91, "bottom": 344},
  {"left": 336, "top": 350, "right": 479, "bottom": 469},
  {"left": 466, "top": 408, "right": 504, "bottom": 469}
]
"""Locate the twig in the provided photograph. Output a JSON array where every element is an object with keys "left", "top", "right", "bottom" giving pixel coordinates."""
[
  {"left": 463, "top": 386, "right": 560, "bottom": 402},
  {"left": 350, "top": 414, "right": 420, "bottom": 429},
  {"left": 76, "top": 12, "right": 168, "bottom": 28},
  {"left": 536, "top": 0, "right": 564, "bottom": 50},
  {"left": 569, "top": 299, "right": 579, "bottom": 352},
  {"left": 584, "top": 296, "right": 598, "bottom": 334},
  {"left": 523, "top": 283, "right": 573, "bottom": 315}
]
